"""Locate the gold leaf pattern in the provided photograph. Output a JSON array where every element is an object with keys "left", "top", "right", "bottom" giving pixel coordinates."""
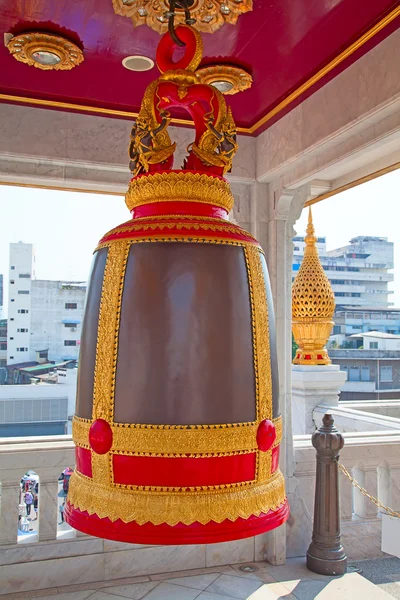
[
  {"left": 125, "top": 172, "right": 234, "bottom": 213},
  {"left": 92, "top": 241, "right": 130, "bottom": 421},
  {"left": 68, "top": 469, "right": 286, "bottom": 526},
  {"left": 72, "top": 415, "right": 282, "bottom": 455}
]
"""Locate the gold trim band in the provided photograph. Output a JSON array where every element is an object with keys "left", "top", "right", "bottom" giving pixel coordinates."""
[
  {"left": 1, "top": 6, "right": 398, "bottom": 135},
  {"left": 125, "top": 172, "right": 235, "bottom": 213},
  {"left": 95, "top": 236, "right": 261, "bottom": 252},
  {"left": 68, "top": 468, "right": 286, "bottom": 526},
  {"left": 92, "top": 241, "right": 130, "bottom": 421},
  {"left": 73, "top": 415, "right": 282, "bottom": 455}
]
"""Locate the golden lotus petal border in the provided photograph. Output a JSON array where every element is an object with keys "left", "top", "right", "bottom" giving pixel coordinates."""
[
  {"left": 125, "top": 172, "right": 235, "bottom": 212},
  {"left": 72, "top": 415, "right": 282, "bottom": 455},
  {"left": 68, "top": 468, "right": 285, "bottom": 526}
]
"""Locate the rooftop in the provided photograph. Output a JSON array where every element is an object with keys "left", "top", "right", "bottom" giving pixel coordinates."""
[{"left": 350, "top": 331, "right": 400, "bottom": 339}]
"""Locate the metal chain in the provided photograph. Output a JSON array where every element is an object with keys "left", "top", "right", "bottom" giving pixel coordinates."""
[
  {"left": 167, "top": 0, "right": 196, "bottom": 46},
  {"left": 337, "top": 460, "right": 400, "bottom": 519}
]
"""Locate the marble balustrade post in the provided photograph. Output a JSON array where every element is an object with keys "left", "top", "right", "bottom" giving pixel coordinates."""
[
  {"left": 0, "top": 481, "right": 20, "bottom": 545},
  {"left": 38, "top": 479, "right": 59, "bottom": 542}
]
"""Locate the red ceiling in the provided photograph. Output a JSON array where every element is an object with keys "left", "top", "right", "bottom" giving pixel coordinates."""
[{"left": 0, "top": 0, "right": 399, "bottom": 134}]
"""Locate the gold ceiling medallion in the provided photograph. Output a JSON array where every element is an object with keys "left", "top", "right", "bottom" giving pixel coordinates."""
[
  {"left": 112, "top": 1, "right": 252, "bottom": 34},
  {"left": 7, "top": 32, "right": 84, "bottom": 71},
  {"left": 196, "top": 64, "right": 252, "bottom": 95}
]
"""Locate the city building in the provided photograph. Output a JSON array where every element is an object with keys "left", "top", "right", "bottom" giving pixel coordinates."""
[
  {"left": 0, "top": 273, "right": 4, "bottom": 317},
  {"left": 330, "top": 346, "right": 400, "bottom": 401},
  {"left": 330, "top": 306, "right": 400, "bottom": 346},
  {"left": 0, "top": 318, "right": 6, "bottom": 370},
  {"left": 0, "top": 367, "right": 77, "bottom": 436},
  {"left": 293, "top": 235, "right": 394, "bottom": 309},
  {"left": 7, "top": 242, "right": 86, "bottom": 365}
]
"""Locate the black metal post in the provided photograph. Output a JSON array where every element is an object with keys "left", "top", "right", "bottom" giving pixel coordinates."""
[{"left": 307, "top": 413, "right": 347, "bottom": 576}]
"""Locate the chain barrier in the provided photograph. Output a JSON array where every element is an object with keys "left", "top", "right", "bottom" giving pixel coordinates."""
[{"left": 337, "top": 460, "right": 400, "bottom": 519}]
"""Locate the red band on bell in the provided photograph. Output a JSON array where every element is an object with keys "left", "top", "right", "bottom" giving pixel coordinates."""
[
  {"left": 113, "top": 452, "right": 256, "bottom": 488},
  {"left": 75, "top": 447, "right": 92, "bottom": 478},
  {"left": 132, "top": 201, "right": 229, "bottom": 219},
  {"left": 271, "top": 446, "right": 280, "bottom": 474}
]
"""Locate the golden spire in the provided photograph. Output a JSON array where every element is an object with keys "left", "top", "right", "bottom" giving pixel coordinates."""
[{"left": 292, "top": 208, "right": 335, "bottom": 365}]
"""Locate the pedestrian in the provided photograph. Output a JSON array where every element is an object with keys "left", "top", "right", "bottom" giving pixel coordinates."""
[
  {"left": 18, "top": 498, "right": 26, "bottom": 528},
  {"left": 24, "top": 490, "right": 33, "bottom": 516},
  {"left": 33, "top": 494, "right": 38, "bottom": 521},
  {"left": 59, "top": 501, "right": 65, "bottom": 524}
]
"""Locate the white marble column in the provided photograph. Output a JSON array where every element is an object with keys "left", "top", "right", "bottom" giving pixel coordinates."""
[
  {"left": 0, "top": 482, "right": 20, "bottom": 545},
  {"left": 292, "top": 365, "right": 347, "bottom": 435},
  {"left": 38, "top": 479, "right": 58, "bottom": 542},
  {"left": 249, "top": 183, "right": 305, "bottom": 564}
]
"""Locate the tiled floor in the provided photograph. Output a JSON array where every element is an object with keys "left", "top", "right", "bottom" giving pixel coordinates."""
[{"left": 3, "top": 557, "right": 400, "bottom": 600}]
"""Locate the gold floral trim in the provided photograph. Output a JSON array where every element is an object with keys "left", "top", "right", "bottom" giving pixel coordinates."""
[
  {"left": 74, "top": 417, "right": 255, "bottom": 454},
  {"left": 68, "top": 468, "right": 285, "bottom": 526},
  {"left": 92, "top": 241, "right": 130, "bottom": 422},
  {"left": 273, "top": 415, "right": 282, "bottom": 449},
  {"left": 245, "top": 246, "right": 272, "bottom": 422},
  {"left": 72, "top": 415, "right": 282, "bottom": 455},
  {"left": 95, "top": 236, "right": 260, "bottom": 253},
  {"left": 244, "top": 246, "right": 273, "bottom": 485},
  {"left": 125, "top": 172, "right": 234, "bottom": 213},
  {"left": 103, "top": 221, "right": 257, "bottom": 241}
]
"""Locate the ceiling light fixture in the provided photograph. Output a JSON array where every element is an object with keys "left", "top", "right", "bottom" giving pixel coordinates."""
[
  {"left": 7, "top": 32, "right": 84, "bottom": 71},
  {"left": 122, "top": 55, "right": 155, "bottom": 72},
  {"left": 196, "top": 65, "right": 252, "bottom": 95}
]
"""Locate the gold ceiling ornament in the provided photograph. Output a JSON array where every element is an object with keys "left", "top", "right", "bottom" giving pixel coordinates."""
[
  {"left": 6, "top": 32, "right": 84, "bottom": 71},
  {"left": 196, "top": 64, "right": 252, "bottom": 95},
  {"left": 112, "top": 1, "right": 253, "bottom": 34},
  {"left": 292, "top": 208, "right": 335, "bottom": 366}
]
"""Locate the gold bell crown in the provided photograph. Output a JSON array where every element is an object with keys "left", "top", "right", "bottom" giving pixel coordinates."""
[{"left": 292, "top": 208, "right": 335, "bottom": 365}]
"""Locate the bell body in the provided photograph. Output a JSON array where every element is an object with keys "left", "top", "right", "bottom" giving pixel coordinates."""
[{"left": 66, "top": 172, "right": 288, "bottom": 544}]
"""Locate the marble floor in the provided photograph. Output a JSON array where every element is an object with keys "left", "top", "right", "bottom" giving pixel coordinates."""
[{"left": 2, "top": 557, "right": 400, "bottom": 600}]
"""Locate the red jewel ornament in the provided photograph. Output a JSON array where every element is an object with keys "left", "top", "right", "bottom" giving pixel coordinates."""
[
  {"left": 89, "top": 419, "right": 113, "bottom": 454},
  {"left": 256, "top": 419, "right": 277, "bottom": 452}
]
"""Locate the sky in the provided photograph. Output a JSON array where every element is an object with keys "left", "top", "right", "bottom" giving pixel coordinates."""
[
  {"left": 0, "top": 167, "right": 399, "bottom": 308},
  {"left": 295, "top": 168, "right": 400, "bottom": 306}
]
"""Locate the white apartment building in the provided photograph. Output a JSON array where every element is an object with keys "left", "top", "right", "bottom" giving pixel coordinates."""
[
  {"left": 7, "top": 242, "right": 86, "bottom": 365},
  {"left": 293, "top": 235, "right": 394, "bottom": 308}
]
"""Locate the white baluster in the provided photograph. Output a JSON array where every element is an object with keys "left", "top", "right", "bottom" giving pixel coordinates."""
[
  {"left": 37, "top": 478, "right": 58, "bottom": 542},
  {"left": 0, "top": 481, "right": 20, "bottom": 545}
]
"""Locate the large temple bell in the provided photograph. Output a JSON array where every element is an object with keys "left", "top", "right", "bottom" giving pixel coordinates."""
[{"left": 65, "top": 24, "right": 288, "bottom": 544}]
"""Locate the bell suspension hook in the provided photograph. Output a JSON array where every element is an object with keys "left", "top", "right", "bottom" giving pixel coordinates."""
[{"left": 167, "top": 0, "right": 196, "bottom": 47}]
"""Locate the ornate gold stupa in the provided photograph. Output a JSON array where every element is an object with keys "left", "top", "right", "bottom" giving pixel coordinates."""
[{"left": 292, "top": 208, "right": 335, "bottom": 365}]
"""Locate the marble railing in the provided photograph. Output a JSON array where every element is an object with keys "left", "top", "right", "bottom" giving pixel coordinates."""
[
  {"left": 0, "top": 435, "right": 264, "bottom": 595},
  {"left": 1, "top": 430, "right": 400, "bottom": 594},
  {"left": 290, "top": 430, "right": 400, "bottom": 560},
  {"left": 0, "top": 435, "right": 75, "bottom": 545}
]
